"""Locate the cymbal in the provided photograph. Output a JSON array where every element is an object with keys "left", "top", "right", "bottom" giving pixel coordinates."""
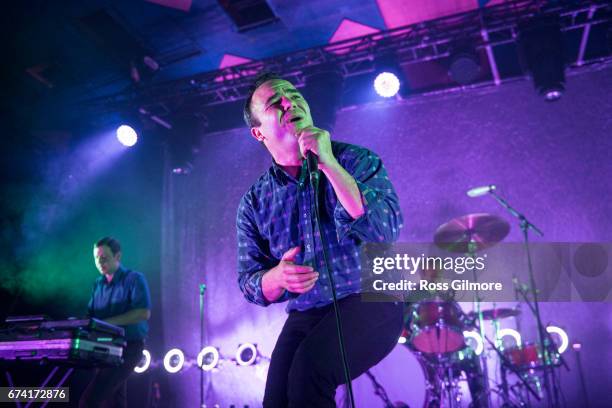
[
  {"left": 434, "top": 213, "right": 510, "bottom": 253},
  {"left": 468, "top": 307, "right": 520, "bottom": 321}
]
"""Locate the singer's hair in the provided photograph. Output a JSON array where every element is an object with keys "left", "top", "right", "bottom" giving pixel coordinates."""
[
  {"left": 94, "top": 237, "right": 121, "bottom": 255},
  {"left": 243, "top": 72, "right": 284, "bottom": 128}
]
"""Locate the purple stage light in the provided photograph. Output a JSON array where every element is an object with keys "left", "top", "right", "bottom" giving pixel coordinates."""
[{"left": 116, "top": 125, "right": 138, "bottom": 147}]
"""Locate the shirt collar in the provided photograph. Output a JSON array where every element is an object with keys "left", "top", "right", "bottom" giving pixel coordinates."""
[
  {"left": 99, "top": 265, "right": 126, "bottom": 286},
  {"left": 270, "top": 159, "right": 308, "bottom": 186}
]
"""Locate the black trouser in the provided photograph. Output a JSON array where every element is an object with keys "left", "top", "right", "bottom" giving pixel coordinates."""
[
  {"left": 263, "top": 294, "right": 404, "bottom": 408},
  {"left": 79, "top": 340, "right": 144, "bottom": 408}
]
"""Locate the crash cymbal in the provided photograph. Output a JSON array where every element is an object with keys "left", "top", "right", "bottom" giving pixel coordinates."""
[
  {"left": 434, "top": 213, "right": 510, "bottom": 253},
  {"left": 468, "top": 307, "right": 520, "bottom": 321}
]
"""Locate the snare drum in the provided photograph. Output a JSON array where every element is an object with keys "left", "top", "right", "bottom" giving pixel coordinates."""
[{"left": 409, "top": 301, "right": 466, "bottom": 354}]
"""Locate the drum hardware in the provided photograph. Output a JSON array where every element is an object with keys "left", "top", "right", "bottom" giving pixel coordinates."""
[
  {"left": 363, "top": 370, "right": 402, "bottom": 408},
  {"left": 466, "top": 307, "right": 521, "bottom": 322},
  {"left": 478, "top": 188, "right": 563, "bottom": 407},
  {"left": 432, "top": 213, "right": 512, "bottom": 408}
]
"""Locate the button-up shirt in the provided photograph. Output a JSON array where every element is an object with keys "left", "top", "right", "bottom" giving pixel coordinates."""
[
  {"left": 87, "top": 266, "right": 151, "bottom": 341},
  {"left": 237, "top": 141, "right": 403, "bottom": 312}
]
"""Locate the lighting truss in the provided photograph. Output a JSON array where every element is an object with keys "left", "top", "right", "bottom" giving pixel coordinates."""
[{"left": 84, "top": 0, "right": 611, "bottom": 112}]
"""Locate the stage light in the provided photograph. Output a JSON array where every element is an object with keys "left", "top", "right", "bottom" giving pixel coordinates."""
[
  {"left": 373, "top": 72, "right": 400, "bottom": 98},
  {"left": 546, "top": 326, "right": 569, "bottom": 354},
  {"left": 463, "top": 331, "right": 484, "bottom": 356},
  {"left": 116, "top": 125, "right": 138, "bottom": 147},
  {"left": 498, "top": 328, "right": 522, "bottom": 348},
  {"left": 519, "top": 15, "right": 565, "bottom": 101},
  {"left": 235, "top": 343, "right": 258, "bottom": 366},
  {"left": 397, "top": 335, "right": 407, "bottom": 344},
  {"left": 163, "top": 348, "right": 185, "bottom": 373},
  {"left": 134, "top": 349, "right": 152, "bottom": 373},
  {"left": 448, "top": 48, "right": 481, "bottom": 85},
  {"left": 197, "top": 346, "right": 220, "bottom": 371}
]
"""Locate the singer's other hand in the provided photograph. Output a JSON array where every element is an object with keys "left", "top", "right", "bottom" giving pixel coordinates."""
[
  {"left": 266, "top": 246, "right": 319, "bottom": 295},
  {"left": 297, "top": 126, "right": 337, "bottom": 170}
]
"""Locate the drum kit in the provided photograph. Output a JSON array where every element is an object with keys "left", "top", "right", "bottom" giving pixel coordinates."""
[{"left": 402, "top": 213, "right": 566, "bottom": 408}]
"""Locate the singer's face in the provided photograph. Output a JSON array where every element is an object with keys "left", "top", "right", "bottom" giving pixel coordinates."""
[{"left": 249, "top": 79, "right": 313, "bottom": 163}]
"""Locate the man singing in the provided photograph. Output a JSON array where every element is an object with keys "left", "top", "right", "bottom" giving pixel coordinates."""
[
  {"left": 79, "top": 237, "right": 151, "bottom": 408},
  {"left": 236, "top": 73, "right": 404, "bottom": 407}
]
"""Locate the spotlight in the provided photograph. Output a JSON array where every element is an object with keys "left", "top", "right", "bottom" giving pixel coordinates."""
[
  {"left": 116, "top": 125, "right": 138, "bottom": 147},
  {"left": 163, "top": 348, "right": 185, "bottom": 373},
  {"left": 373, "top": 72, "right": 400, "bottom": 98},
  {"left": 546, "top": 326, "right": 569, "bottom": 354},
  {"left": 197, "top": 346, "right": 220, "bottom": 371},
  {"left": 235, "top": 343, "right": 258, "bottom": 366},
  {"left": 498, "top": 328, "right": 522, "bottom": 348},
  {"left": 519, "top": 15, "right": 565, "bottom": 101},
  {"left": 463, "top": 331, "right": 484, "bottom": 356},
  {"left": 134, "top": 349, "right": 152, "bottom": 373},
  {"left": 448, "top": 47, "right": 481, "bottom": 85},
  {"left": 397, "top": 336, "right": 407, "bottom": 344}
]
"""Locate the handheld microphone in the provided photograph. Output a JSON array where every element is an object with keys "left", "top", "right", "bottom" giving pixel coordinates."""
[
  {"left": 306, "top": 151, "right": 319, "bottom": 186},
  {"left": 467, "top": 185, "right": 496, "bottom": 198}
]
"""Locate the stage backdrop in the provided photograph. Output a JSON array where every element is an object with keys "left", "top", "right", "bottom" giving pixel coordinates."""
[{"left": 161, "top": 64, "right": 612, "bottom": 407}]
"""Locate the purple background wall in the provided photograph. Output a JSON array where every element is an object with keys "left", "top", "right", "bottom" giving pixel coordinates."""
[{"left": 161, "top": 64, "right": 612, "bottom": 407}]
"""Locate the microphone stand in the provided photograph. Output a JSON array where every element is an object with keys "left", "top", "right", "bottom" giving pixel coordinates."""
[
  {"left": 486, "top": 190, "right": 560, "bottom": 407},
  {"left": 307, "top": 152, "right": 356, "bottom": 408},
  {"left": 199, "top": 283, "right": 207, "bottom": 408}
]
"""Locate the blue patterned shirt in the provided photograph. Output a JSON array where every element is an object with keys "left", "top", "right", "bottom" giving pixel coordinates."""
[{"left": 236, "top": 141, "right": 403, "bottom": 312}]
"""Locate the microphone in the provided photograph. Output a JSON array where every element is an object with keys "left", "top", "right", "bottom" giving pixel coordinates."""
[
  {"left": 306, "top": 151, "right": 320, "bottom": 186},
  {"left": 467, "top": 185, "right": 496, "bottom": 198}
]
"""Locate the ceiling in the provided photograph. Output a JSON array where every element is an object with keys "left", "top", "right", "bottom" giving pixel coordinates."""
[{"left": 1, "top": 0, "right": 610, "bottom": 144}]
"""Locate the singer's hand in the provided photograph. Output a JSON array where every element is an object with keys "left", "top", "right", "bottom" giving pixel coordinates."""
[
  {"left": 297, "top": 126, "right": 338, "bottom": 170},
  {"left": 263, "top": 247, "right": 319, "bottom": 300}
]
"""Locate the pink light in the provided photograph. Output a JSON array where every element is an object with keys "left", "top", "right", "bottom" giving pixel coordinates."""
[{"left": 326, "top": 19, "right": 380, "bottom": 55}]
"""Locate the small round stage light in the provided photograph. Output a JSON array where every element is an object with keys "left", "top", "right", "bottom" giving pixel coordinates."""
[
  {"left": 163, "top": 348, "right": 185, "bottom": 373},
  {"left": 498, "top": 328, "right": 522, "bottom": 348},
  {"left": 546, "top": 326, "right": 569, "bottom": 354},
  {"left": 397, "top": 336, "right": 407, "bottom": 344},
  {"left": 197, "top": 346, "right": 220, "bottom": 371},
  {"left": 463, "top": 331, "right": 484, "bottom": 356},
  {"left": 134, "top": 349, "right": 151, "bottom": 373},
  {"left": 374, "top": 72, "right": 400, "bottom": 98},
  {"left": 235, "top": 343, "right": 258, "bottom": 366},
  {"left": 116, "top": 125, "right": 138, "bottom": 147}
]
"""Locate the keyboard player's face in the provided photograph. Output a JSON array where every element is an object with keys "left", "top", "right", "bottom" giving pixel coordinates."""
[{"left": 93, "top": 245, "right": 120, "bottom": 276}]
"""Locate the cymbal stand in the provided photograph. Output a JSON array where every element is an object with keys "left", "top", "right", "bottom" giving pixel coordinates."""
[
  {"left": 364, "top": 370, "right": 395, "bottom": 408},
  {"left": 514, "top": 284, "right": 569, "bottom": 372},
  {"left": 486, "top": 189, "right": 559, "bottom": 407},
  {"left": 480, "top": 331, "right": 541, "bottom": 405},
  {"left": 466, "top": 241, "right": 492, "bottom": 408}
]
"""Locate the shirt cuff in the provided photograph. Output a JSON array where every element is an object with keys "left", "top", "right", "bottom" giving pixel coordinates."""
[
  {"left": 250, "top": 269, "right": 294, "bottom": 306},
  {"left": 333, "top": 180, "right": 379, "bottom": 242}
]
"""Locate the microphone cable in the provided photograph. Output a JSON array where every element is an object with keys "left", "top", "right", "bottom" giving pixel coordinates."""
[{"left": 307, "top": 155, "right": 356, "bottom": 408}]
